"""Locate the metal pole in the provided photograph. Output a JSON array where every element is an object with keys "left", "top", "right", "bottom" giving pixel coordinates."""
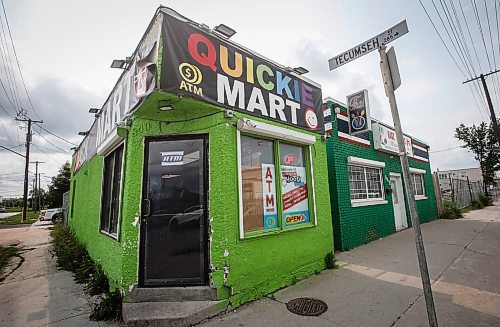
[
  {"left": 379, "top": 45, "right": 438, "bottom": 327},
  {"left": 34, "top": 162, "right": 38, "bottom": 211},
  {"left": 38, "top": 171, "right": 41, "bottom": 210},
  {"left": 466, "top": 176, "right": 474, "bottom": 204},
  {"left": 479, "top": 74, "right": 500, "bottom": 145}
]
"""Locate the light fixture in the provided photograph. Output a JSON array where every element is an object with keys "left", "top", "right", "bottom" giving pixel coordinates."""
[
  {"left": 110, "top": 57, "right": 131, "bottom": 69},
  {"left": 78, "top": 131, "right": 89, "bottom": 136},
  {"left": 158, "top": 105, "right": 174, "bottom": 111},
  {"left": 89, "top": 108, "right": 100, "bottom": 114},
  {"left": 292, "top": 66, "right": 309, "bottom": 75},
  {"left": 213, "top": 24, "right": 236, "bottom": 38}
]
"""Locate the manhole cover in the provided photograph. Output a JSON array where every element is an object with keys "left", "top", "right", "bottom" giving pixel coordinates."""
[{"left": 286, "top": 297, "right": 328, "bottom": 316}]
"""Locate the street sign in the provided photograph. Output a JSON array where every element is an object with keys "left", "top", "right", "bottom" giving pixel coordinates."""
[
  {"left": 387, "top": 47, "right": 401, "bottom": 90},
  {"left": 328, "top": 20, "right": 408, "bottom": 70}
]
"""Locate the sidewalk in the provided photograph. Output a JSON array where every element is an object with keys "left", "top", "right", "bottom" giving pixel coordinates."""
[
  {"left": 0, "top": 221, "right": 102, "bottom": 327},
  {"left": 200, "top": 205, "right": 500, "bottom": 326}
]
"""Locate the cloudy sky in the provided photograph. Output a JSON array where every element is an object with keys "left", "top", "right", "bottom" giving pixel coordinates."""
[{"left": 0, "top": 0, "right": 496, "bottom": 197}]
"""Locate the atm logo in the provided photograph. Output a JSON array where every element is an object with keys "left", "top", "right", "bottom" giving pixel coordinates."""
[{"left": 161, "top": 151, "right": 184, "bottom": 166}]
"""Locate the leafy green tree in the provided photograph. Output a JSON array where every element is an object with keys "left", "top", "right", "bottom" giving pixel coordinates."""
[
  {"left": 46, "top": 162, "right": 71, "bottom": 208},
  {"left": 455, "top": 122, "right": 500, "bottom": 193}
]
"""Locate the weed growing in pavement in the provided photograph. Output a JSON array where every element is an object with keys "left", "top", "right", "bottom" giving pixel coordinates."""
[
  {"left": 478, "top": 194, "right": 493, "bottom": 207},
  {"left": 89, "top": 289, "right": 122, "bottom": 321},
  {"left": 471, "top": 200, "right": 484, "bottom": 210},
  {"left": 50, "top": 223, "right": 121, "bottom": 321},
  {"left": 325, "top": 252, "right": 339, "bottom": 269},
  {"left": 442, "top": 201, "right": 463, "bottom": 219}
]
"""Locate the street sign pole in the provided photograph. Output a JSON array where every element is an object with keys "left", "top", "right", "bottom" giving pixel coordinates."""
[{"left": 378, "top": 45, "right": 438, "bottom": 327}]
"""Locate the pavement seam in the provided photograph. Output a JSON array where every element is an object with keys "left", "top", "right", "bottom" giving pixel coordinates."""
[
  {"left": 464, "top": 247, "right": 500, "bottom": 258},
  {"left": 389, "top": 291, "right": 424, "bottom": 327},
  {"left": 389, "top": 218, "right": 491, "bottom": 326},
  {"left": 38, "top": 312, "right": 89, "bottom": 326}
]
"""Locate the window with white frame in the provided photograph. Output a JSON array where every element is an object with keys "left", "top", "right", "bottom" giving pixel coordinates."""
[
  {"left": 411, "top": 173, "right": 426, "bottom": 197},
  {"left": 348, "top": 165, "right": 384, "bottom": 200},
  {"left": 239, "top": 134, "right": 314, "bottom": 235}
]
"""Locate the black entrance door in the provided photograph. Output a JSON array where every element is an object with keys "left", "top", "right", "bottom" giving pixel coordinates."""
[{"left": 140, "top": 135, "right": 208, "bottom": 286}]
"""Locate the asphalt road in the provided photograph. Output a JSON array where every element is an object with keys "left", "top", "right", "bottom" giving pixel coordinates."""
[{"left": 0, "top": 212, "right": 19, "bottom": 219}]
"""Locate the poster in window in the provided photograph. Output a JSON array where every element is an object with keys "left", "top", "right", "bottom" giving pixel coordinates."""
[
  {"left": 261, "top": 164, "right": 278, "bottom": 229},
  {"left": 281, "top": 165, "right": 310, "bottom": 226}
]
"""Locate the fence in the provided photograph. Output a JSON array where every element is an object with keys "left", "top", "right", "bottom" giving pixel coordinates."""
[{"left": 440, "top": 177, "right": 484, "bottom": 209}]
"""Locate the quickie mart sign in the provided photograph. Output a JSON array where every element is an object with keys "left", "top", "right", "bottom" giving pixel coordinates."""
[{"left": 160, "top": 14, "right": 324, "bottom": 134}]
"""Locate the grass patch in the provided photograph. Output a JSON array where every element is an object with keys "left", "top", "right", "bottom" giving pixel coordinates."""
[
  {"left": 325, "top": 252, "right": 339, "bottom": 269},
  {"left": 6, "top": 207, "right": 22, "bottom": 213},
  {"left": 50, "top": 223, "right": 121, "bottom": 321},
  {"left": 0, "top": 210, "right": 39, "bottom": 226},
  {"left": 0, "top": 246, "right": 24, "bottom": 282}
]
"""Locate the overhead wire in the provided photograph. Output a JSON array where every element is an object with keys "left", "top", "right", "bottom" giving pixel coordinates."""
[
  {"left": 0, "top": 6, "right": 20, "bottom": 114},
  {"left": 0, "top": 0, "right": 41, "bottom": 120},
  {"left": 419, "top": 0, "right": 489, "bottom": 120}
]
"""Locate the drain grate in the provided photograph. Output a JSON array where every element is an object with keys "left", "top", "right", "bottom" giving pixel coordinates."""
[{"left": 286, "top": 297, "right": 328, "bottom": 316}]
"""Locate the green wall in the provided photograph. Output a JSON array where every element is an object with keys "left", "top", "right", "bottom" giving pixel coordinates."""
[
  {"left": 68, "top": 92, "right": 334, "bottom": 307},
  {"left": 325, "top": 100, "right": 438, "bottom": 251}
]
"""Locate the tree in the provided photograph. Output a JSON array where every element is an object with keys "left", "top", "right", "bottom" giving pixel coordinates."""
[
  {"left": 46, "top": 162, "right": 71, "bottom": 208},
  {"left": 455, "top": 122, "right": 500, "bottom": 193}
]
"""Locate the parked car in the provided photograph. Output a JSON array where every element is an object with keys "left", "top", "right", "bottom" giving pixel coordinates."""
[
  {"left": 0, "top": 207, "right": 6, "bottom": 213},
  {"left": 39, "top": 208, "right": 63, "bottom": 223}
]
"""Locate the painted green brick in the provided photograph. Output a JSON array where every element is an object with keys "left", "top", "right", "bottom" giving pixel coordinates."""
[{"left": 325, "top": 100, "right": 438, "bottom": 251}]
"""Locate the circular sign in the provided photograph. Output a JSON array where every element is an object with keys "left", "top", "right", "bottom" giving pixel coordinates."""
[
  {"left": 304, "top": 109, "right": 318, "bottom": 129},
  {"left": 351, "top": 115, "right": 366, "bottom": 130}
]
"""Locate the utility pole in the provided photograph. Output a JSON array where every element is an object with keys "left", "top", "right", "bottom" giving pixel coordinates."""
[
  {"left": 379, "top": 45, "right": 438, "bottom": 327},
  {"left": 30, "top": 161, "right": 44, "bottom": 211},
  {"left": 15, "top": 117, "right": 43, "bottom": 222},
  {"left": 463, "top": 69, "right": 500, "bottom": 146}
]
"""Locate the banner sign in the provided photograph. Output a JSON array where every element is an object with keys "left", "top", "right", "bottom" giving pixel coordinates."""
[
  {"left": 73, "top": 16, "right": 162, "bottom": 173},
  {"left": 281, "top": 165, "right": 310, "bottom": 226},
  {"left": 261, "top": 164, "right": 278, "bottom": 229},
  {"left": 347, "top": 90, "right": 371, "bottom": 135},
  {"left": 372, "top": 122, "right": 413, "bottom": 156},
  {"left": 160, "top": 14, "right": 324, "bottom": 134}
]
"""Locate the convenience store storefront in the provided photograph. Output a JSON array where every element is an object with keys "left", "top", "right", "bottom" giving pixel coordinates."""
[{"left": 69, "top": 7, "right": 333, "bottom": 307}]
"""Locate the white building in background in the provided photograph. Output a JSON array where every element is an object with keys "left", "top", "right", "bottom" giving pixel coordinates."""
[{"left": 435, "top": 167, "right": 483, "bottom": 191}]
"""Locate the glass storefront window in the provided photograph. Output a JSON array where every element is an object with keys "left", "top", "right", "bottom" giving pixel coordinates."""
[{"left": 239, "top": 135, "right": 314, "bottom": 236}]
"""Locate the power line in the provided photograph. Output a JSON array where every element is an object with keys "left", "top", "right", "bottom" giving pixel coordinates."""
[
  {"left": 33, "top": 126, "right": 71, "bottom": 154},
  {"left": 35, "top": 124, "right": 78, "bottom": 146},
  {"left": 429, "top": 145, "right": 463, "bottom": 153},
  {"left": 1, "top": 0, "right": 41, "bottom": 120}
]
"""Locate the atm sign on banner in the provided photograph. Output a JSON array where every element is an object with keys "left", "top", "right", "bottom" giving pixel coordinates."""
[
  {"left": 261, "top": 164, "right": 278, "bottom": 229},
  {"left": 281, "top": 166, "right": 310, "bottom": 226}
]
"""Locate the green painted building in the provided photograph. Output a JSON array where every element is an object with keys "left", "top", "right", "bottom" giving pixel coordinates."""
[
  {"left": 68, "top": 7, "right": 333, "bottom": 315},
  {"left": 324, "top": 96, "right": 438, "bottom": 251}
]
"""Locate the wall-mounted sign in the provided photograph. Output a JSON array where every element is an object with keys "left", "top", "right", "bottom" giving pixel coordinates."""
[
  {"left": 347, "top": 90, "right": 371, "bottom": 135},
  {"left": 161, "top": 151, "right": 184, "bottom": 166},
  {"left": 372, "top": 122, "right": 413, "bottom": 156},
  {"left": 261, "top": 164, "right": 278, "bottom": 229},
  {"left": 73, "top": 15, "right": 162, "bottom": 173},
  {"left": 281, "top": 165, "right": 310, "bottom": 226},
  {"left": 160, "top": 14, "right": 324, "bottom": 134}
]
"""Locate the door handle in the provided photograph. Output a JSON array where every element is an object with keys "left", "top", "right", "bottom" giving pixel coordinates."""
[{"left": 143, "top": 199, "right": 151, "bottom": 217}]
